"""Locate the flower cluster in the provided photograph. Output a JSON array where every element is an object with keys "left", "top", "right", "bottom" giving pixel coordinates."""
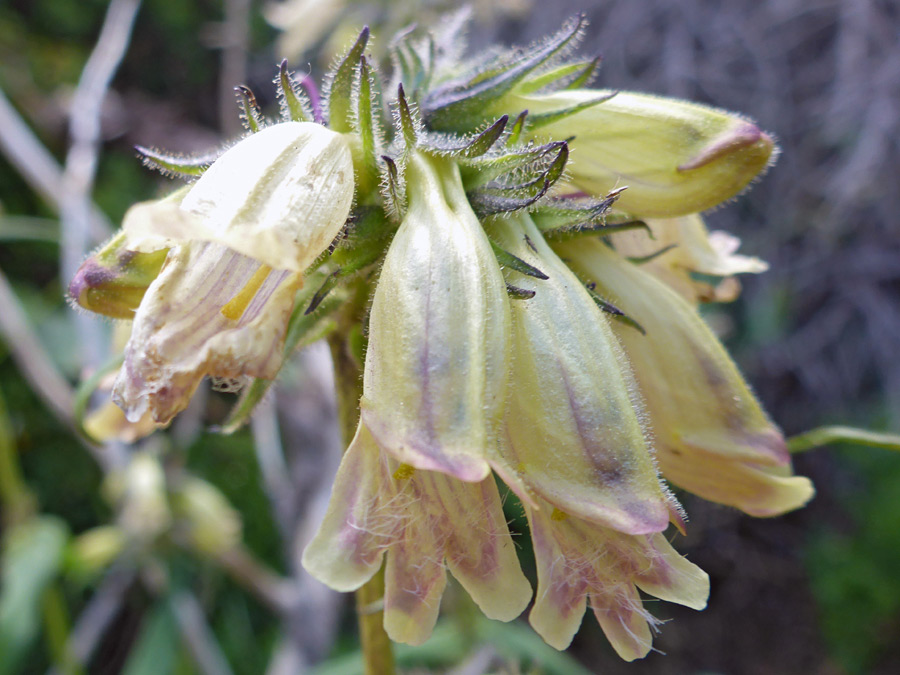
[{"left": 70, "top": 14, "right": 813, "bottom": 660}]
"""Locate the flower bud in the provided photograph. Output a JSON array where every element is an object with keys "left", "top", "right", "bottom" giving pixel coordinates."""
[
  {"left": 558, "top": 238, "right": 814, "bottom": 516},
  {"left": 172, "top": 477, "right": 242, "bottom": 556},
  {"left": 502, "top": 90, "right": 775, "bottom": 217},
  {"left": 68, "top": 231, "right": 168, "bottom": 319},
  {"left": 359, "top": 153, "right": 511, "bottom": 482},
  {"left": 68, "top": 526, "right": 126, "bottom": 578},
  {"left": 123, "top": 122, "right": 355, "bottom": 273},
  {"left": 106, "top": 453, "right": 171, "bottom": 541}
]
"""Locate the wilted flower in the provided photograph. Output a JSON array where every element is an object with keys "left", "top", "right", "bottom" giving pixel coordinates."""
[{"left": 73, "top": 121, "right": 355, "bottom": 424}]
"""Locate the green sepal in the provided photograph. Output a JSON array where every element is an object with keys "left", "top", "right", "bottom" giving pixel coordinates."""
[
  {"left": 330, "top": 206, "right": 394, "bottom": 271},
  {"left": 506, "top": 282, "right": 536, "bottom": 300},
  {"left": 508, "top": 110, "right": 527, "bottom": 145},
  {"left": 531, "top": 190, "right": 652, "bottom": 241},
  {"left": 353, "top": 56, "right": 382, "bottom": 195},
  {"left": 525, "top": 91, "right": 617, "bottom": 131},
  {"left": 276, "top": 59, "right": 313, "bottom": 122},
  {"left": 390, "top": 27, "right": 432, "bottom": 96},
  {"left": 467, "top": 142, "right": 567, "bottom": 216},
  {"left": 423, "top": 15, "right": 587, "bottom": 132},
  {"left": 489, "top": 239, "right": 549, "bottom": 280},
  {"left": 380, "top": 154, "right": 406, "bottom": 220},
  {"left": 517, "top": 56, "right": 602, "bottom": 95},
  {"left": 328, "top": 27, "right": 370, "bottom": 133},
  {"left": 135, "top": 146, "right": 216, "bottom": 178},
  {"left": 420, "top": 116, "right": 508, "bottom": 158},
  {"left": 234, "top": 85, "right": 265, "bottom": 133},
  {"left": 564, "top": 55, "right": 603, "bottom": 90},
  {"left": 305, "top": 269, "right": 342, "bottom": 315},
  {"left": 221, "top": 275, "right": 344, "bottom": 434},
  {"left": 395, "top": 84, "right": 420, "bottom": 149},
  {"left": 468, "top": 180, "right": 550, "bottom": 217},
  {"left": 584, "top": 282, "right": 646, "bottom": 335},
  {"left": 626, "top": 243, "right": 678, "bottom": 265},
  {"left": 459, "top": 140, "right": 566, "bottom": 188}
]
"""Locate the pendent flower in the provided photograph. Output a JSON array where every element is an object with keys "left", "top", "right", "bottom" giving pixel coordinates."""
[
  {"left": 486, "top": 211, "right": 676, "bottom": 535},
  {"left": 73, "top": 121, "right": 355, "bottom": 424},
  {"left": 558, "top": 237, "right": 814, "bottom": 516},
  {"left": 358, "top": 152, "right": 511, "bottom": 482}
]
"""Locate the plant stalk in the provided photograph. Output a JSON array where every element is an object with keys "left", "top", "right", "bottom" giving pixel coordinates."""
[{"left": 327, "top": 279, "right": 395, "bottom": 675}]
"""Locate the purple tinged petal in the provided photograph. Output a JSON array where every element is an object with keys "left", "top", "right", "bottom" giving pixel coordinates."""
[
  {"left": 558, "top": 237, "right": 814, "bottom": 516},
  {"left": 113, "top": 241, "right": 301, "bottom": 424}
]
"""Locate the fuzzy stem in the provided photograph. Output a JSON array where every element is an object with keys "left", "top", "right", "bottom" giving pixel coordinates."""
[{"left": 327, "top": 278, "right": 395, "bottom": 675}]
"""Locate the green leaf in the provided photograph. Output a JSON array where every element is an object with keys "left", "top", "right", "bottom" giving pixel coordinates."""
[
  {"left": 0, "top": 517, "right": 69, "bottom": 675},
  {"left": 121, "top": 602, "right": 179, "bottom": 675}
]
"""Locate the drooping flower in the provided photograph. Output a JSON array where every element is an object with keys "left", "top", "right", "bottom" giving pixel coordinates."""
[
  {"left": 73, "top": 121, "right": 355, "bottom": 424},
  {"left": 302, "top": 423, "right": 532, "bottom": 645},
  {"left": 485, "top": 211, "right": 676, "bottom": 535},
  {"left": 358, "top": 151, "right": 510, "bottom": 482},
  {"left": 492, "top": 89, "right": 775, "bottom": 218},
  {"left": 558, "top": 237, "right": 814, "bottom": 516}
]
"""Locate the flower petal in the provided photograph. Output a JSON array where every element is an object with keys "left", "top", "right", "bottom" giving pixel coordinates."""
[
  {"left": 124, "top": 122, "right": 354, "bottom": 272},
  {"left": 558, "top": 238, "right": 814, "bottom": 516},
  {"left": 360, "top": 153, "right": 510, "bottom": 482},
  {"left": 303, "top": 421, "right": 531, "bottom": 644},
  {"left": 527, "top": 498, "right": 708, "bottom": 659},
  {"left": 301, "top": 423, "right": 400, "bottom": 591},
  {"left": 611, "top": 214, "right": 767, "bottom": 304},
  {"left": 113, "top": 241, "right": 301, "bottom": 423},
  {"left": 487, "top": 213, "right": 672, "bottom": 535}
]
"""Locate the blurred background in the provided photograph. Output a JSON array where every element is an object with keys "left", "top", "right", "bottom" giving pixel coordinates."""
[{"left": 1, "top": 0, "right": 898, "bottom": 673}]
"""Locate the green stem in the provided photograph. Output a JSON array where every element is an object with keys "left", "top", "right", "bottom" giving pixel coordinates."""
[
  {"left": 787, "top": 425, "right": 900, "bottom": 454},
  {"left": 0, "top": 385, "right": 36, "bottom": 524},
  {"left": 42, "top": 585, "right": 85, "bottom": 675},
  {"left": 326, "top": 279, "right": 395, "bottom": 675}
]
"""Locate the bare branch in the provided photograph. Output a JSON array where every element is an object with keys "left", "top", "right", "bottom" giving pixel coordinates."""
[
  {"left": 61, "top": 0, "right": 142, "bottom": 371},
  {"left": 0, "top": 88, "right": 112, "bottom": 239},
  {"left": 169, "top": 592, "right": 236, "bottom": 675}
]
